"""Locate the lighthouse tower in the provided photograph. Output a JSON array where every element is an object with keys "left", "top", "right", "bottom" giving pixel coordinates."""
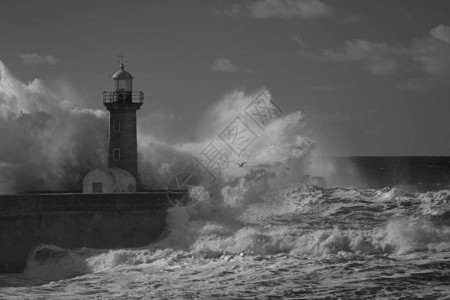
[{"left": 103, "top": 57, "right": 143, "bottom": 185}]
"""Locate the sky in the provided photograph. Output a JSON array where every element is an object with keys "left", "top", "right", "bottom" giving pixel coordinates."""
[{"left": 1, "top": 0, "right": 450, "bottom": 156}]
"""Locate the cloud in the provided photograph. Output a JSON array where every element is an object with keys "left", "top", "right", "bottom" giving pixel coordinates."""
[
  {"left": 210, "top": 58, "right": 251, "bottom": 73},
  {"left": 396, "top": 78, "right": 435, "bottom": 92},
  {"left": 365, "top": 60, "right": 398, "bottom": 75},
  {"left": 290, "top": 35, "right": 306, "bottom": 47},
  {"left": 210, "top": 58, "right": 238, "bottom": 72},
  {"left": 223, "top": 0, "right": 332, "bottom": 20},
  {"left": 326, "top": 40, "right": 398, "bottom": 75},
  {"left": 19, "top": 53, "right": 61, "bottom": 65},
  {"left": 430, "top": 25, "right": 450, "bottom": 44},
  {"left": 298, "top": 24, "right": 450, "bottom": 79},
  {"left": 410, "top": 30, "right": 450, "bottom": 75},
  {"left": 300, "top": 40, "right": 398, "bottom": 75}
]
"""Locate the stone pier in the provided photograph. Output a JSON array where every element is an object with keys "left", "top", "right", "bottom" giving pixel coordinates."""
[{"left": 0, "top": 192, "right": 183, "bottom": 273}]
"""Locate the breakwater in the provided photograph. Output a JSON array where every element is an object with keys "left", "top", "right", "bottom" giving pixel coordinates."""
[{"left": 0, "top": 192, "right": 184, "bottom": 273}]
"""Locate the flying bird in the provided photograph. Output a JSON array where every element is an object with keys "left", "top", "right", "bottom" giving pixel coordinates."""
[{"left": 236, "top": 162, "right": 247, "bottom": 167}]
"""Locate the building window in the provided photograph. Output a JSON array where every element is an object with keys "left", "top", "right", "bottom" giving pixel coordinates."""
[
  {"left": 113, "top": 119, "right": 121, "bottom": 131},
  {"left": 92, "top": 182, "right": 103, "bottom": 193},
  {"left": 113, "top": 148, "right": 120, "bottom": 161}
]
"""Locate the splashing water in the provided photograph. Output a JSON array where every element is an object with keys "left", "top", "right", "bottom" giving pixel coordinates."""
[
  {"left": 2, "top": 184, "right": 450, "bottom": 299},
  {"left": 1, "top": 62, "right": 449, "bottom": 298},
  {"left": 0, "top": 61, "right": 107, "bottom": 193}
]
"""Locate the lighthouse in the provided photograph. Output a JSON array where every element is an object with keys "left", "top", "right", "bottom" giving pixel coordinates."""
[{"left": 103, "top": 57, "right": 143, "bottom": 185}]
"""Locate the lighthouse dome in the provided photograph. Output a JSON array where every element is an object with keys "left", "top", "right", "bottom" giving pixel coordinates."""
[{"left": 112, "top": 66, "right": 133, "bottom": 79}]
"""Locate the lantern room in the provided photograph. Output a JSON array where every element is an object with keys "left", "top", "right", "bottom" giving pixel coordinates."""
[
  {"left": 112, "top": 62, "right": 133, "bottom": 92},
  {"left": 103, "top": 59, "right": 143, "bottom": 105}
]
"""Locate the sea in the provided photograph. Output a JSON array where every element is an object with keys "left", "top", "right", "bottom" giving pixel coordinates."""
[{"left": 1, "top": 156, "right": 450, "bottom": 299}]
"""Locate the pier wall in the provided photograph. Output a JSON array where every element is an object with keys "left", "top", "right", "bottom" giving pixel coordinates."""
[{"left": 0, "top": 192, "right": 176, "bottom": 273}]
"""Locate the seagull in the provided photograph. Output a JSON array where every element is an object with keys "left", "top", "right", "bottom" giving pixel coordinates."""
[{"left": 236, "top": 162, "right": 248, "bottom": 167}]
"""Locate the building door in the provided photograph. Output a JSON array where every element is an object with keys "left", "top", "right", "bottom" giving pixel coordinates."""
[{"left": 92, "top": 182, "right": 103, "bottom": 193}]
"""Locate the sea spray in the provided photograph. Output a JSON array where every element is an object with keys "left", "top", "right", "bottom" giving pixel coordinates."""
[
  {"left": 137, "top": 89, "right": 317, "bottom": 257},
  {"left": 19, "top": 86, "right": 450, "bottom": 290},
  {"left": 24, "top": 245, "right": 91, "bottom": 281},
  {"left": 0, "top": 61, "right": 106, "bottom": 193},
  {"left": 382, "top": 219, "right": 450, "bottom": 254},
  {"left": 137, "top": 89, "right": 313, "bottom": 190},
  {"left": 19, "top": 183, "right": 450, "bottom": 300},
  {"left": 160, "top": 183, "right": 450, "bottom": 259}
]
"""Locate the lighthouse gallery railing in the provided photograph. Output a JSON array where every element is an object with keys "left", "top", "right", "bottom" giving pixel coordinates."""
[{"left": 103, "top": 91, "right": 144, "bottom": 104}]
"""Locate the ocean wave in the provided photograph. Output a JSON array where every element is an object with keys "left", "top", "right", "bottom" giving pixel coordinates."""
[
  {"left": 24, "top": 244, "right": 91, "bottom": 280},
  {"left": 22, "top": 185, "right": 450, "bottom": 282}
]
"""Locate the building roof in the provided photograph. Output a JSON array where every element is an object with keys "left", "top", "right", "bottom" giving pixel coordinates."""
[{"left": 112, "top": 63, "right": 133, "bottom": 80}]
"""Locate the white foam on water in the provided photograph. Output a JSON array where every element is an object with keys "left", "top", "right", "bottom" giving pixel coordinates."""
[
  {"left": 22, "top": 183, "right": 450, "bottom": 283},
  {"left": 24, "top": 245, "right": 91, "bottom": 281},
  {"left": 382, "top": 219, "right": 450, "bottom": 254},
  {"left": 419, "top": 189, "right": 450, "bottom": 216}
]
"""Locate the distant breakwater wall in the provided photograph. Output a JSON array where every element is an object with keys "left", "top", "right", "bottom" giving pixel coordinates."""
[{"left": 0, "top": 192, "right": 180, "bottom": 273}]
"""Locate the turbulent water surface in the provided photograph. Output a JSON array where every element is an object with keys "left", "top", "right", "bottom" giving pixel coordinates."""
[
  {"left": 1, "top": 54, "right": 449, "bottom": 299},
  {"left": 1, "top": 183, "right": 450, "bottom": 299}
]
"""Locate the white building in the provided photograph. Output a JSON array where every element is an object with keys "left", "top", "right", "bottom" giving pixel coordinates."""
[{"left": 82, "top": 168, "right": 137, "bottom": 193}]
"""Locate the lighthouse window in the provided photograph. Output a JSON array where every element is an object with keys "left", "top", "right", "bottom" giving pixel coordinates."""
[
  {"left": 113, "top": 148, "right": 120, "bottom": 161},
  {"left": 113, "top": 119, "right": 121, "bottom": 131}
]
